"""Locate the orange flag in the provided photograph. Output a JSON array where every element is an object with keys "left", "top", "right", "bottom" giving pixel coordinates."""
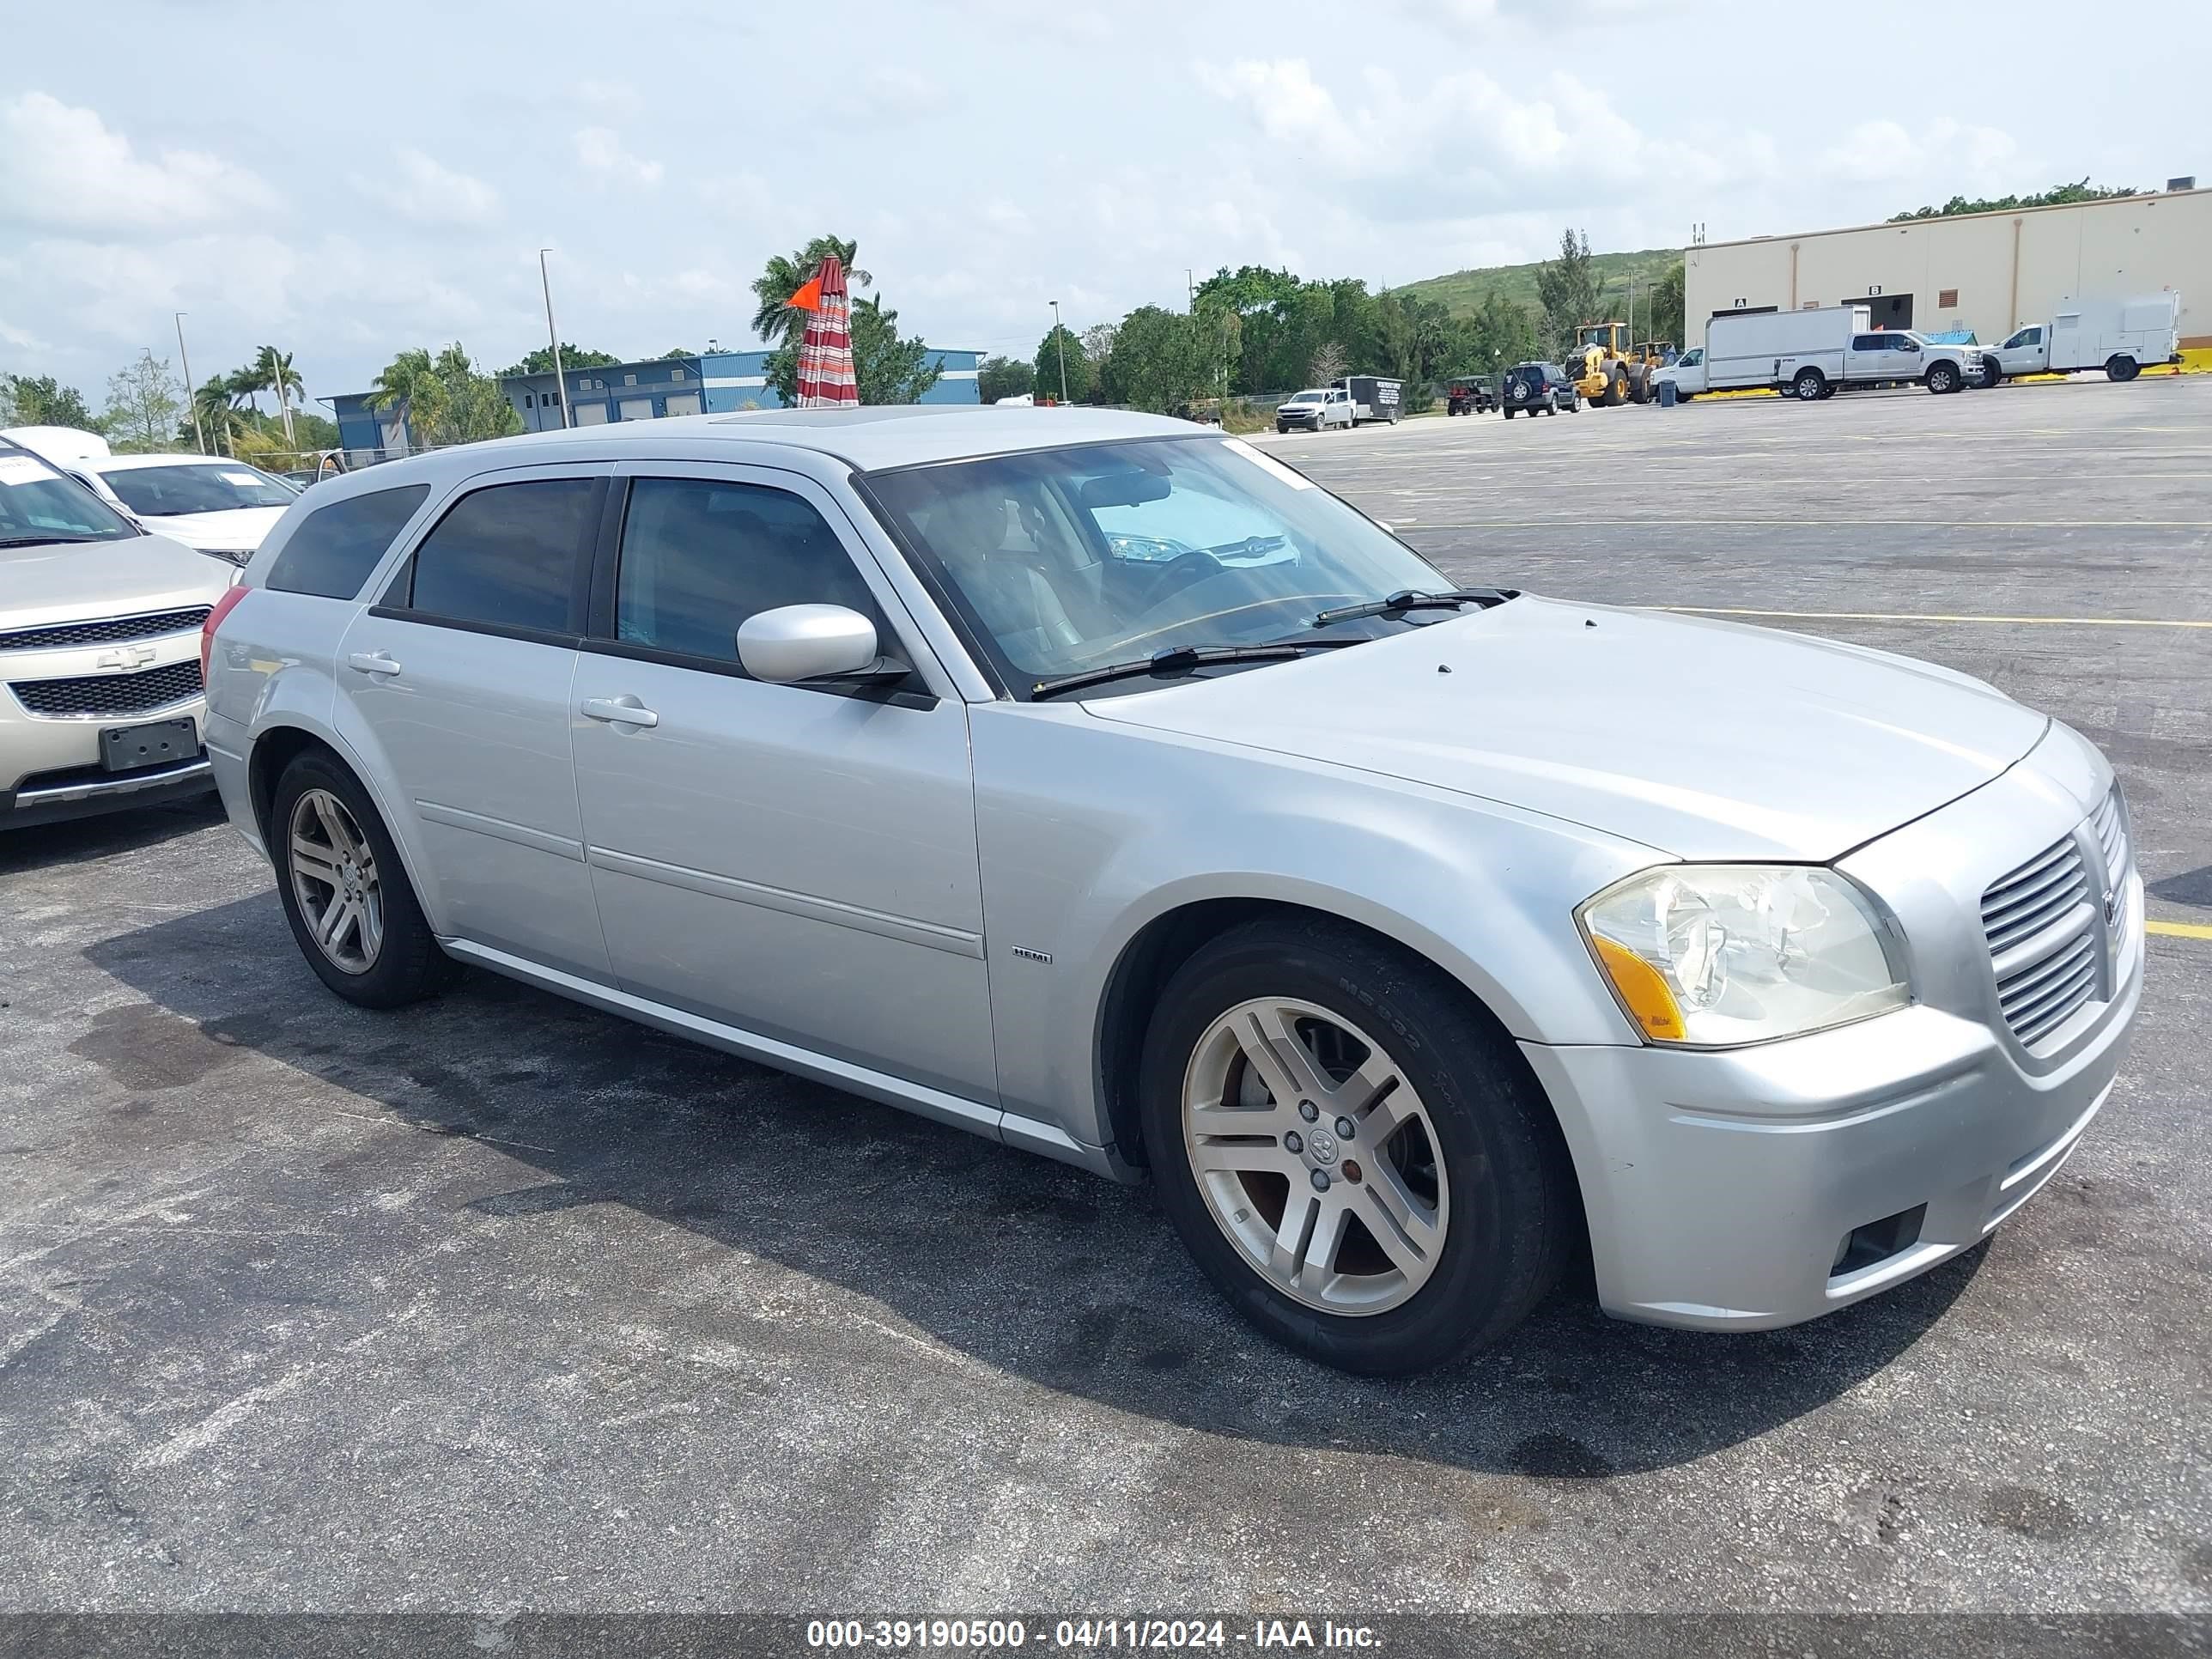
[{"left": 787, "top": 277, "right": 823, "bottom": 312}]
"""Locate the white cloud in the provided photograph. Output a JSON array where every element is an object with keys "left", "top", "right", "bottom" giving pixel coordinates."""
[
  {"left": 353, "top": 148, "right": 499, "bottom": 225},
  {"left": 575, "top": 79, "right": 640, "bottom": 116},
  {"left": 1820, "top": 118, "right": 2019, "bottom": 187},
  {"left": 573, "top": 127, "right": 664, "bottom": 188},
  {"left": 0, "top": 92, "right": 277, "bottom": 232}
]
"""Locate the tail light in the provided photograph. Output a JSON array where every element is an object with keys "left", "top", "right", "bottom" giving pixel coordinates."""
[{"left": 201, "top": 583, "right": 249, "bottom": 683}]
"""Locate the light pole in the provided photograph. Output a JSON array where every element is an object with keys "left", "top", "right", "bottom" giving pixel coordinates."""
[
  {"left": 538, "top": 247, "right": 569, "bottom": 430},
  {"left": 1049, "top": 300, "right": 1069, "bottom": 404},
  {"left": 174, "top": 312, "right": 205, "bottom": 454}
]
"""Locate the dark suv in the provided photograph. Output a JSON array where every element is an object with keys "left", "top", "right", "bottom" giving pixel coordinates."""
[{"left": 1501, "top": 362, "right": 1577, "bottom": 418}]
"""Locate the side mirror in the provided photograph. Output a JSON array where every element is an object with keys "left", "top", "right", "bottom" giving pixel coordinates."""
[{"left": 737, "top": 604, "right": 894, "bottom": 684}]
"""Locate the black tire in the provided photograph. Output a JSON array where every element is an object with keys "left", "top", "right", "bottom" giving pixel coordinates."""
[
  {"left": 1792, "top": 368, "right": 1826, "bottom": 401},
  {"left": 1926, "top": 362, "right": 1959, "bottom": 394},
  {"left": 270, "top": 749, "right": 457, "bottom": 1009},
  {"left": 1544, "top": 401, "right": 1558, "bottom": 416},
  {"left": 1138, "top": 917, "right": 1573, "bottom": 1375},
  {"left": 1977, "top": 360, "right": 2002, "bottom": 390},
  {"left": 1502, "top": 407, "right": 1515, "bottom": 419},
  {"left": 1602, "top": 370, "right": 1627, "bottom": 408},
  {"left": 2107, "top": 356, "right": 2139, "bottom": 383}
]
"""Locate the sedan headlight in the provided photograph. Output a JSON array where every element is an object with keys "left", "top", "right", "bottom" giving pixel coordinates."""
[
  {"left": 1577, "top": 865, "right": 1909, "bottom": 1048},
  {"left": 198, "top": 547, "right": 254, "bottom": 567}
]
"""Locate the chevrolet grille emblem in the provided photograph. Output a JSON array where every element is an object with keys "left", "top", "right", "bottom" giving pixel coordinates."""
[{"left": 95, "top": 645, "right": 157, "bottom": 671}]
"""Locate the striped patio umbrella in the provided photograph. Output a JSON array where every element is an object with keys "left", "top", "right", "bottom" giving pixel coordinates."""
[{"left": 789, "top": 255, "right": 859, "bottom": 408}]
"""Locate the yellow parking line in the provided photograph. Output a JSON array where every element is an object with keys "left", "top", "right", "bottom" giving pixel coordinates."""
[
  {"left": 1644, "top": 606, "right": 2212, "bottom": 629},
  {"left": 2148, "top": 920, "right": 2212, "bottom": 940}
]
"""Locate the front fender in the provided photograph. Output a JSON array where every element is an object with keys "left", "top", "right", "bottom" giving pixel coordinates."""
[{"left": 969, "top": 705, "right": 1658, "bottom": 1149}]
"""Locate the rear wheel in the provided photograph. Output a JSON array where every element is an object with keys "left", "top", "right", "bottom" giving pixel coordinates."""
[
  {"left": 1139, "top": 918, "right": 1571, "bottom": 1375},
  {"left": 1502, "top": 406, "right": 1515, "bottom": 419},
  {"left": 1792, "top": 368, "right": 1826, "bottom": 401},
  {"left": 270, "top": 750, "right": 455, "bottom": 1008},
  {"left": 2106, "top": 356, "right": 2140, "bottom": 382}
]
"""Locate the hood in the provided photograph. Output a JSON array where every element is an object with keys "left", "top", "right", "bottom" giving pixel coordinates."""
[
  {"left": 135, "top": 505, "right": 285, "bottom": 553},
  {"left": 1082, "top": 596, "right": 2050, "bottom": 861},
  {"left": 0, "top": 533, "right": 235, "bottom": 632}
]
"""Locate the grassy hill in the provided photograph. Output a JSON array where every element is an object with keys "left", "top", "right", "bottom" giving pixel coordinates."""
[{"left": 1395, "top": 246, "right": 1682, "bottom": 317}]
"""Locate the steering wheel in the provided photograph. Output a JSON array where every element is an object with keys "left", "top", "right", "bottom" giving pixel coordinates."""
[{"left": 1144, "top": 549, "right": 1224, "bottom": 603}]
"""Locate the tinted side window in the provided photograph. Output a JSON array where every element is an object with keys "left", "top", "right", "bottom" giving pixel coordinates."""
[
  {"left": 402, "top": 478, "right": 594, "bottom": 633},
  {"left": 263, "top": 485, "right": 430, "bottom": 599},
  {"left": 612, "top": 477, "right": 883, "bottom": 665},
  {"left": 1851, "top": 335, "right": 1881, "bottom": 351}
]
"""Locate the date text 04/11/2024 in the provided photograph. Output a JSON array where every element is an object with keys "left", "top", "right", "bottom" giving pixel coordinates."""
[{"left": 1057, "top": 1624, "right": 1376, "bottom": 1650}]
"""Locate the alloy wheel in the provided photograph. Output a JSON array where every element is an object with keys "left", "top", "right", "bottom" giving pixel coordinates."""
[
  {"left": 1182, "top": 997, "right": 1450, "bottom": 1316},
  {"left": 287, "top": 787, "right": 383, "bottom": 974}
]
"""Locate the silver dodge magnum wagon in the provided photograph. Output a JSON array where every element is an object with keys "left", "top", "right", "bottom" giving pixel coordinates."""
[{"left": 204, "top": 408, "right": 2142, "bottom": 1374}]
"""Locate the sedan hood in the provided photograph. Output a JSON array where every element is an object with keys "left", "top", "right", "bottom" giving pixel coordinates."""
[
  {"left": 138, "top": 505, "right": 284, "bottom": 552},
  {"left": 1083, "top": 597, "right": 2050, "bottom": 860},
  {"left": 0, "top": 533, "right": 234, "bottom": 633}
]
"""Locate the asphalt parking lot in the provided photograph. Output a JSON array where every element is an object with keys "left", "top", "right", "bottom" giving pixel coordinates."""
[{"left": 3, "top": 380, "right": 2208, "bottom": 1620}]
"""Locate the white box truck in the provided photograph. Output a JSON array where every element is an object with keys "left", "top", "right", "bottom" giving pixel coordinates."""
[
  {"left": 1979, "top": 295, "right": 2183, "bottom": 386},
  {"left": 1656, "top": 305, "right": 1985, "bottom": 401}
]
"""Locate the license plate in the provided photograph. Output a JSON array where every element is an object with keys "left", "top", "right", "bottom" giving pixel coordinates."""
[{"left": 100, "top": 718, "right": 198, "bottom": 774}]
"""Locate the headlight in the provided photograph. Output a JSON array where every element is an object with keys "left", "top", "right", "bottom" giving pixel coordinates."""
[
  {"left": 198, "top": 547, "right": 254, "bottom": 567},
  {"left": 1577, "top": 865, "right": 1909, "bottom": 1047}
]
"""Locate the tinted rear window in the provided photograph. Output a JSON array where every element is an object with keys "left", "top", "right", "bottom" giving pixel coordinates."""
[
  {"left": 265, "top": 485, "right": 429, "bottom": 599},
  {"left": 399, "top": 477, "right": 595, "bottom": 634}
]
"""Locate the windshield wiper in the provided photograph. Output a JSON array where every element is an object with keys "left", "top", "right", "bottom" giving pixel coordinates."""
[
  {"left": 0, "top": 534, "right": 102, "bottom": 547},
  {"left": 1030, "top": 640, "right": 1357, "bottom": 700},
  {"left": 1311, "top": 587, "right": 1514, "bottom": 628}
]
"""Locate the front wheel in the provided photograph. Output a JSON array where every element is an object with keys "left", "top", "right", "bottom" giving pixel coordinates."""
[
  {"left": 1977, "top": 360, "right": 2002, "bottom": 390},
  {"left": 2107, "top": 356, "right": 2140, "bottom": 382},
  {"left": 1926, "top": 362, "right": 1959, "bottom": 394},
  {"left": 1139, "top": 918, "right": 1572, "bottom": 1375},
  {"left": 1792, "top": 368, "right": 1826, "bottom": 401},
  {"left": 1502, "top": 407, "right": 1515, "bottom": 419}
]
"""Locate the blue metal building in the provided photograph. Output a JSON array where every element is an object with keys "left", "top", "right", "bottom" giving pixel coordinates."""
[{"left": 331, "top": 345, "right": 981, "bottom": 460}]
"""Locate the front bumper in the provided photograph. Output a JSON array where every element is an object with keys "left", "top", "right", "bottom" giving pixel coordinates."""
[
  {"left": 1522, "top": 738, "right": 2143, "bottom": 1329},
  {"left": 1, "top": 634, "right": 210, "bottom": 830}
]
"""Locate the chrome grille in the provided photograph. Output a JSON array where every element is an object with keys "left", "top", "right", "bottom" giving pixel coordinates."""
[
  {"left": 0, "top": 606, "right": 210, "bottom": 654},
  {"left": 1980, "top": 836, "right": 2088, "bottom": 956},
  {"left": 2090, "top": 785, "right": 2130, "bottom": 894},
  {"left": 8, "top": 659, "right": 203, "bottom": 718},
  {"left": 1982, "top": 831, "right": 2099, "bottom": 1048}
]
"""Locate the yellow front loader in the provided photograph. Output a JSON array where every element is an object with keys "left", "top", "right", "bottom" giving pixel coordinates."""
[{"left": 1565, "top": 322, "right": 1667, "bottom": 407}]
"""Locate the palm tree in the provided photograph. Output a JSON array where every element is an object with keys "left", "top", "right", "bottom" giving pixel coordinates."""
[
  {"left": 253, "top": 346, "right": 303, "bottom": 447},
  {"left": 750, "top": 235, "right": 871, "bottom": 352},
  {"left": 192, "top": 377, "right": 240, "bottom": 458},
  {"left": 366, "top": 348, "right": 446, "bottom": 453}
]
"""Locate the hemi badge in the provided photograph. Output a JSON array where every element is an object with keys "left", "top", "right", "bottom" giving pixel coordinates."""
[{"left": 1010, "top": 945, "right": 1052, "bottom": 963}]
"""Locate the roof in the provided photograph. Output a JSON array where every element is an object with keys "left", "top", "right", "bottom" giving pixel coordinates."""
[
  {"left": 1696, "top": 185, "right": 2209, "bottom": 252},
  {"left": 91, "top": 452, "right": 265, "bottom": 473},
  {"left": 358, "top": 406, "right": 1208, "bottom": 477}
]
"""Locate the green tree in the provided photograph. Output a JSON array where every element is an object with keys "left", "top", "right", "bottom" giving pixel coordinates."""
[
  {"left": 1101, "top": 307, "right": 1212, "bottom": 413},
  {"left": 1535, "top": 228, "right": 1601, "bottom": 358},
  {"left": 367, "top": 343, "right": 521, "bottom": 451},
  {"left": 191, "top": 376, "right": 245, "bottom": 456},
  {"left": 500, "top": 344, "right": 622, "bottom": 375},
  {"left": 750, "top": 235, "right": 870, "bottom": 352},
  {"left": 249, "top": 345, "right": 304, "bottom": 446},
  {"left": 1889, "top": 178, "right": 2141, "bottom": 222},
  {"left": 1033, "top": 325, "right": 1092, "bottom": 403},
  {"left": 1649, "top": 260, "right": 1686, "bottom": 351},
  {"left": 103, "top": 356, "right": 185, "bottom": 452},
  {"left": 655, "top": 347, "right": 696, "bottom": 360},
  {"left": 3, "top": 374, "right": 100, "bottom": 430},
  {"left": 977, "top": 356, "right": 1035, "bottom": 402}
]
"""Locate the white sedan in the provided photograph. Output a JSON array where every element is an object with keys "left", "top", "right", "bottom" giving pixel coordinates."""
[{"left": 70, "top": 453, "right": 300, "bottom": 569}]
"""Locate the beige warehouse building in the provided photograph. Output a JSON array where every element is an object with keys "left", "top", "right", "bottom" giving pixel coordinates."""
[{"left": 1684, "top": 185, "right": 2209, "bottom": 349}]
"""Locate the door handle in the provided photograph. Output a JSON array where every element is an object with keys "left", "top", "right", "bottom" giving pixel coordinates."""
[
  {"left": 580, "top": 696, "right": 659, "bottom": 728},
  {"left": 347, "top": 652, "right": 402, "bottom": 676}
]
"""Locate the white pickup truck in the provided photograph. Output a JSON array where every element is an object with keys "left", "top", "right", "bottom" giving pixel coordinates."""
[
  {"left": 1655, "top": 307, "right": 1987, "bottom": 401},
  {"left": 1978, "top": 295, "right": 2183, "bottom": 386}
]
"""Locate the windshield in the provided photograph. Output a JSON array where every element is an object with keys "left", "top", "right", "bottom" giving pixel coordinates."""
[
  {"left": 0, "top": 450, "right": 139, "bottom": 544},
  {"left": 868, "top": 436, "right": 1463, "bottom": 695},
  {"left": 1287, "top": 389, "right": 1328, "bottom": 403},
  {"left": 97, "top": 462, "right": 294, "bottom": 515}
]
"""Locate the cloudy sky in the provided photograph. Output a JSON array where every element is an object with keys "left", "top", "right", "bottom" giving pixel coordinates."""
[{"left": 3, "top": 0, "right": 2203, "bottom": 407}]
